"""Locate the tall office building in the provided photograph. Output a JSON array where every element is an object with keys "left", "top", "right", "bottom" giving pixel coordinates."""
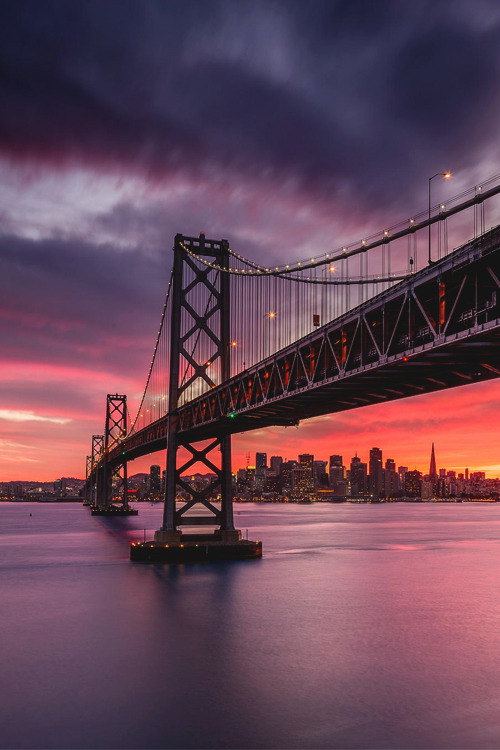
[
  {"left": 256, "top": 453, "right": 268, "bottom": 471},
  {"left": 369, "top": 447, "right": 383, "bottom": 498},
  {"left": 350, "top": 455, "right": 367, "bottom": 497},
  {"left": 292, "top": 468, "right": 308, "bottom": 495},
  {"left": 298, "top": 454, "right": 315, "bottom": 494},
  {"left": 314, "top": 460, "right": 329, "bottom": 487},
  {"left": 405, "top": 470, "right": 422, "bottom": 497},
  {"left": 329, "top": 455, "right": 345, "bottom": 491},
  {"left": 150, "top": 465, "right": 161, "bottom": 493},
  {"left": 269, "top": 456, "right": 283, "bottom": 474},
  {"left": 280, "top": 460, "right": 298, "bottom": 492},
  {"left": 384, "top": 458, "right": 399, "bottom": 498}
]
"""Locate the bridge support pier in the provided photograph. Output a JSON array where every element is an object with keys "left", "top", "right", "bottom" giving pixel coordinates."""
[
  {"left": 154, "top": 432, "right": 237, "bottom": 540},
  {"left": 134, "top": 232, "right": 261, "bottom": 562},
  {"left": 91, "top": 396, "right": 137, "bottom": 516}
]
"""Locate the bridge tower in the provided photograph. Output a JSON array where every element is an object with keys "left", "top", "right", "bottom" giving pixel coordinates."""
[
  {"left": 103, "top": 394, "right": 129, "bottom": 510},
  {"left": 90, "top": 434, "right": 104, "bottom": 507},
  {"left": 83, "top": 454, "right": 92, "bottom": 505},
  {"left": 91, "top": 395, "right": 136, "bottom": 515},
  {"left": 155, "top": 233, "right": 239, "bottom": 544}
]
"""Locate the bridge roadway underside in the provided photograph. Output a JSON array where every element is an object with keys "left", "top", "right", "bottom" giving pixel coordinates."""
[
  {"left": 178, "top": 326, "right": 500, "bottom": 442},
  {"left": 117, "top": 321, "right": 500, "bottom": 466}
]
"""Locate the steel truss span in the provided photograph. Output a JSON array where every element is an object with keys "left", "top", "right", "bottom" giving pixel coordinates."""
[{"left": 107, "top": 224, "right": 500, "bottom": 462}]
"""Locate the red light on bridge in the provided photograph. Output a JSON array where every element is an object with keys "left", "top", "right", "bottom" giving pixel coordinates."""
[{"left": 403, "top": 356, "right": 409, "bottom": 362}]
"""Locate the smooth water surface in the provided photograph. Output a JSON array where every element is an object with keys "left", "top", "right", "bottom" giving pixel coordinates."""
[{"left": 1, "top": 501, "right": 500, "bottom": 749}]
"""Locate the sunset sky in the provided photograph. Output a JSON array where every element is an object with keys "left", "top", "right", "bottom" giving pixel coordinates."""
[{"left": 2, "top": 0, "right": 500, "bottom": 481}]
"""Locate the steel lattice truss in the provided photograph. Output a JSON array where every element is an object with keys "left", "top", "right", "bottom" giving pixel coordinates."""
[
  {"left": 88, "top": 434, "right": 104, "bottom": 504},
  {"left": 159, "top": 234, "right": 234, "bottom": 532},
  {"left": 102, "top": 394, "right": 128, "bottom": 508}
]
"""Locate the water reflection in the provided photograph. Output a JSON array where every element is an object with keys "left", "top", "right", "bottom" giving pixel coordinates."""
[{"left": 1, "top": 502, "right": 500, "bottom": 748}]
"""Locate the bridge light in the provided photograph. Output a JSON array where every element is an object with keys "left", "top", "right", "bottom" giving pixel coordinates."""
[
  {"left": 267, "top": 311, "right": 276, "bottom": 319},
  {"left": 231, "top": 341, "right": 237, "bottom": 347},
  {"left": 444, "top": 172, "right": 452, "bottom": 179},
  {"left": 229, "top": 412, "right": 236, "bottom": 419},
  {"left": 403, "top": 356, "right": 409, "bottom": 362},
  {"left": 329, "top": 266, "right": 336, "bottom": 272}
]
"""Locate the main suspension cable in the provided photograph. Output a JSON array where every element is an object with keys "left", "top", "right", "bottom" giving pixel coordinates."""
[{"left": 128, "top": 267, "right": 174, "bottom": 434}]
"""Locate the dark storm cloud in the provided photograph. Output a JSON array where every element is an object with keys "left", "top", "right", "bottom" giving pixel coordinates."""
[
  {"left": 0, "top": 232, "right": 167, "bottom": 376},
  {"left": 1, "top": 0, "right": 500, "bottom": 210}
]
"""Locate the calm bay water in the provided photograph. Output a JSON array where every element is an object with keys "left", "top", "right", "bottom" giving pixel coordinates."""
[{"left": 1, "top": 501, "right": 500, "bottom": 749}]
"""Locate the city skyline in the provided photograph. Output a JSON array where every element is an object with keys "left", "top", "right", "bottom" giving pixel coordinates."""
[
  {"left": 2, "top": 441, "right": 495, "bottom": 485},
  {"left": 2, "top": 2, "right": 500, "bottom": 481}
]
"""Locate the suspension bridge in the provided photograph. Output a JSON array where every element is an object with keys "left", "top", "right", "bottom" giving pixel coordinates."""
[{"left": 84, "top": 174, "right": 500, "bottom": 561}]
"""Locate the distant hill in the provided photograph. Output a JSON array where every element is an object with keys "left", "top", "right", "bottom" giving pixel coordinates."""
[
  {"left": 129, "top": 473, "right": 149, "bottom": 482},
  {"left": 3, "top": 477, "right": 85, "bottom": 488}
]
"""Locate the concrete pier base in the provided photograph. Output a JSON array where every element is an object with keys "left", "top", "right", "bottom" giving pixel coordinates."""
[
  {"left": 154, "top": 529, "right": 182, "bottom": 544},
  {"left": 130, "top": 530, "right": 262, "bottom": 563}
]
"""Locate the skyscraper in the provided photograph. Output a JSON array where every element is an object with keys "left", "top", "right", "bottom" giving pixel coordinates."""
[
  {"left": 405, "top": 470, "right": 422, "bottom": 498},
  {"left": 314, "top": 460, "right": 329, "bottom": 488},
  {"left": 150, "top": 465, "right": 161, "bottom": 494},
  {"left": 329, "top": 455, "right": 345, "bottom": 492},
  {"left": 256, "top": 453, "right": 267, "bottom": 471},
  {"left": 369, "top": 447, "right": 383, "bottom": 498},
  {"left": 429, "top": 442, "right": 437, "bottom": 482},
  {"left": 280, "top": 460, "right": 298, "bottom": 492},
  {"left": 384, "top": 458, "right": 399, "bottom": 498},
  {"left": 269, "top": 456, "right": 283, "bottom": 474},
  {"left": 350, "top": 455, "right": 367, "bottom": 497},
  {"left": 298, "top": 454, "right": 315, "bottom": 494}
]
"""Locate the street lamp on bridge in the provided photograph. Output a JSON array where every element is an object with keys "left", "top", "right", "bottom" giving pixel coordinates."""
[{"left": 428, "top": 171, "right": 452, "bottom": 264}]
